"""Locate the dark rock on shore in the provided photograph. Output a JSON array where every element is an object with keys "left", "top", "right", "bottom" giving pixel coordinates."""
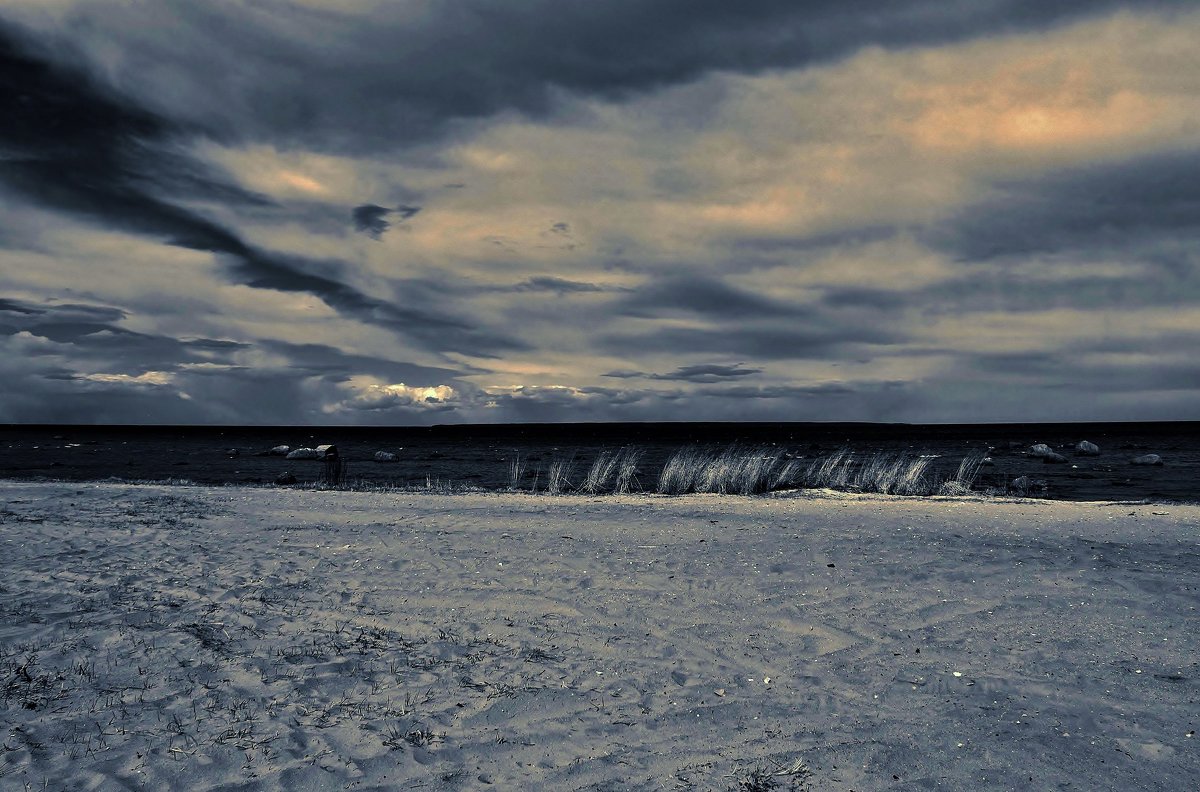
[
  {"left": 1075, "top": 441, "right": 1100, "bottom": 456},
  {"left": 1130, "top": 454, "right": 1163, "bottom": 466}
]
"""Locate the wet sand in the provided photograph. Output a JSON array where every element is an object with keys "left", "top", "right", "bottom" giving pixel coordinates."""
[{"left": 1, "top": 481, "right": 1197, "bottom": 790}]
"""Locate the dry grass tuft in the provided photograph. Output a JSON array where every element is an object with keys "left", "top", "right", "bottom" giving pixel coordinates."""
[
  {"left": 582, "top": 450, "right": 621, "bottom": 494},
  {"left": 803, "top": 448, "right": 855, "bottom": 490},
  {"left": 507, "top": 454, "right": 527, "bottom": 490},
  {"left": 613, "top": 448, "right": 642, "bottom": 494},
  {"left": 939, "top": 450, "right": 987, "bottom": 496},
  {"left": 656, "top": 445, "right": 785, "bottom": 495},
  {"left": 583, "top": 448, "right": 643, "bottom": 494},
  {"left": 546, "top": 453, "right": 575, "bottom": 495}
]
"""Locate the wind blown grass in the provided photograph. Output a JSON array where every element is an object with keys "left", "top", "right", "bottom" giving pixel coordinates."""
[
  {"left": 583, "top": 448, "right": 643, "bottom": 494},
  {"left": 803, "top": 448, "right": 855, "bottom": 490},
  {"left": 656, "top": 445, "right": 785, "bottom": 495},
  {"left": 939, "top": 450, "right": 987, "bottom": 496},
  {"left": 850, "top": 453, "right": 935, "bottom": 495},
  {"left": 330, "top": 444, "right": 993, "bottom": 498},
  {"left": 546, "top": 453, "right": 575, "bottom": 495},
  {"left": 613, "top": 448, "right": 642, "bottom": 494},
  {"left": 507, "top": 454, "right": 527, "bottom": 490},
  {"left": 582, "top": 449, "right": 621, "bottom": 494}
]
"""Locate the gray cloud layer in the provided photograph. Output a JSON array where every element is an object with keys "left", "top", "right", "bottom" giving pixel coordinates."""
[
  {"left": 9, "top": 0, "right": 1192, "bottom": 152},
  {"left": 2, "top": 2, "right": 1199, "bottom": 424}
]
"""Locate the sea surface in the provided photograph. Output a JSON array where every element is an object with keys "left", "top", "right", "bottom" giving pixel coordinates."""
[{"left": 2, "top": 422, "right": 1197, "bottom": 502}]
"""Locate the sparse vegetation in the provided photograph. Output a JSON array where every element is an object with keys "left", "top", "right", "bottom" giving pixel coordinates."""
[
  {"left": 507, "top": 453, "right": 527, "bottom": 489},
  {"left": 733, "top": 760, "right": 812, "bottom": 792},
  {"left": 850, "top": 453, "right": 935, "bottom": 495},
  {"left": 613, "top": 448, "right": 642, "bottom": 494},
  {"left": 656, "top": 445, "right": 785, "bottom": 495},
  {"left": 245, "top": 442, "right": 1000, "bottom": 499},
  {"left": 803, "top": 447, "right": 855, "bottom": 490},
  {"left": 940, "top": 450, "right": 987, "bottom": 496},
  {"left": 546, "top": 453, "right": 576, "bottom": 495},
  {"left": 583, "top": 449, "right": 621, "bottom": 494}
]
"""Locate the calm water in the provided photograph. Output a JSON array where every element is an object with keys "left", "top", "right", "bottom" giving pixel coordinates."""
[{"left": 2, "top": 422, "right": 1197, "bottom": 502}]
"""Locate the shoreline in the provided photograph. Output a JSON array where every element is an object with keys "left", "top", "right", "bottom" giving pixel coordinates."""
[
  {"left": 4, "top": 474, "right": 1197, "bottom": 507},
  {"left": 3, "top": 481, "right": 1198, "bottom": 790}
]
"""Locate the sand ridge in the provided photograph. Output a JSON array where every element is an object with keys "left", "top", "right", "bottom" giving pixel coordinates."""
[{"left": 1, "top": 482, "right": 1197, "bottom": 790}]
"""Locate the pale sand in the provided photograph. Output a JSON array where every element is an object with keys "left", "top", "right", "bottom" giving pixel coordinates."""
[{"left": 1, "top": 482, "right": 1197, "bottom": 791}]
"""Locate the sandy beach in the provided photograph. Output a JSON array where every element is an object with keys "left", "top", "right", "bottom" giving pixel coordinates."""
[{"left": 1, "top": 481, "right": 1197, "bottom": 791}]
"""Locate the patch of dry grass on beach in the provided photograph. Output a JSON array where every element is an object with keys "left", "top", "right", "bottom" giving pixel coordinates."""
[
  {"left": 652, "top": 445, "right": 983, "bottom": 498},
  {"left": 656, "top": 445, "right": 785, "bottom": 495}
]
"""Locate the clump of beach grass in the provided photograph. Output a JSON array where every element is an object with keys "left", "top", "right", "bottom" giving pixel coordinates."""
[
  {"left": 851, "top": 453, "right": 935, "bottom": 495},
  {"left": 546, "top": 453, "right": 575, "bottom": 495},
  {"left": 657, "top": 446, "right": 708, "bottom": 495},
  {"left": 803, "top": 447, "right": 855, "bottom": 490},
  {"left": 507, "top": 453, "right": 527, "bottom": 490},
  {"left": 613, "top": 448, "right": 642, "bottom": 494},
  {"left": 582, "top": 447, "right": 643, "bottom": 494},
  {"left": 771, "top": 457, "right": 804, "bottom": 490},
  {"left": 656, "top": 445, "right": 785, "bottom": 495},
  {"left": 939, "top": 450, "right": 987, "bottom": 496},
  {"left": 582, "top": 449, "right": 621, "bottom": 494}
]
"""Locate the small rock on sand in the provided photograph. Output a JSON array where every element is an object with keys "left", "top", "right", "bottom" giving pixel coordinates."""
[
  {"left": 269, "top": 445, "right": 291, "bottom": 456},
  {"left": 286, "top": 448, "right": 319, "bottom": 460},
  {"left": 1042, "top": 452, "right": 1069, "bottom": 464},
  {"left": 1029, "top": 443, "right": 1054, "bottom": 459},
  {"left": 274, "top": 471, "right": 297, "bottom": 485},
  {"left": 374, "top": 451, "right": 399, "bottom": 463},
  {"left": 1075, "top": 440, "right": 1101, "bottom": 456}
]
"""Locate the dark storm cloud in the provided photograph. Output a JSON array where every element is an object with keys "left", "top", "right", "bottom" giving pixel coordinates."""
[
  {"left": 0, "top": 299, "right": 127, "bottom": 324},
  {"left": 815, "top": 267, "right": 1200, "bottom": 317},
  {"left": 501, "top": 276, "right": 628, "bottom": 295},
  {"left": 959, "top": 349, "right": 1200, "bottom": 395},
  {"left": 25, "top": 0, "right": 1191, "bottom": 153},
  {"left": 0, "top": 298, "right": 250, "bottom": 369},
  {"left": 693, "top": 382, "right": 904, "bottom": 399},
  {"left": 224, "top": 250, "right": 525, "bottom": 357},
  {"left": 819, "top": 288, "right": 911, "bottom": 311},
  {"left": 0, "top": 20, "right": 269, "bottom": 232},
  {"left": 618, "top": 276, "right": 801, "bottom": 319},
  {"left": 0, "top": 22, "right": 521, "bottom": 357},
  {"left": 0, "top": 298, "right": 42, "bottom": 315},
  {"left": 603, "top": 323, "right": 902, "bottom": 361},
  {"left": 259, "top": 341, "right": 469, "bottom": 385},
  {"left": 352, "top": 204, "right": 392, "bottom": 239},
  {"left": 351, "top": 203, "right": 421, "bottom": 239},
  {"left": 606, "top": 275, "right": 906, "bottom": 360},
  {"left": 933, "top": 149, "right": 1200, "bottom": 262},
  {"left": 604, "top": 363, "right": 763, "bottom": 382},
  {"left": 730, "top": 226, "right": 900, "bottom": 257}
]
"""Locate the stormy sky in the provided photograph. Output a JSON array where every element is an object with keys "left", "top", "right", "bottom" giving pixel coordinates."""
[{"left": 2, "top": 1, "right": 1198, "bottom": 425}]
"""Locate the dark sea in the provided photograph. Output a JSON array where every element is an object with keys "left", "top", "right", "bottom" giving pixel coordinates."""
[{"left": 2, "top": 422, "right": 1197, "bottom": 503}]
